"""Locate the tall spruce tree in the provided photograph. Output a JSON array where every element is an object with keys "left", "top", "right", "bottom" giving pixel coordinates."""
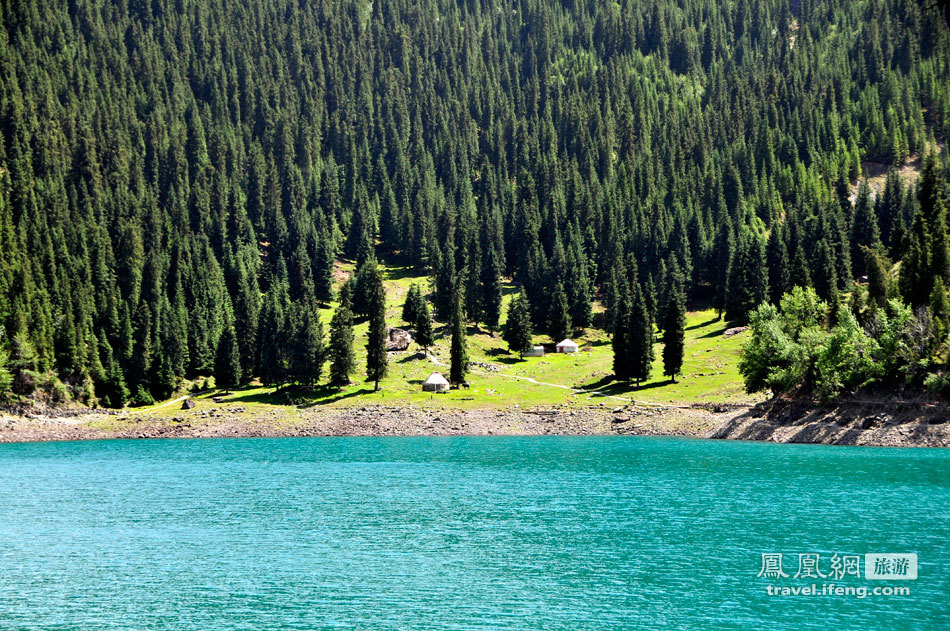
[
  {"left": 767, "top": 224, "right": 789, "bottom": 306},
  {"left": 214, "top": 327, "right": 242, "bottom": 393},
  {"left": 612, "top": 288, "right": 631, "bottom": 380},
  {"left": 503, "top": 294, "right": 533, "bottom": 358},
  {"left": 328, "top": 300, "right": 356, "bottom": 388},
  {"left": 449, "top": 295, "right": 468, "bottom": 384},
  {"left": 865, "top": 247, "right": 889, "bottom": 308},
  {"left": 713, "top": 220, "right": 735, "bottom": 320},
  {"left": 725, "top": 232, "right": 769, "bottom": 323},
  {"left": 628, "top": 284, "right": 654, "bottom": 387},
  {"left": 290, "top": 304, "right": 326, "bottom": 386},
  {"left": 365, "top": 270, "right": 388, "bottom": 392},
  {"left": 662, "top": 278, "right": 686, "bottom": 383},
  {"left": 402, "top": 283, "right": 423, "bottom": 326},
  {"left": 549, "top": 282, "right": 573, "bottom": 342},
  {"left": 481, "top": 249, "right": 503, "bottom": 333},
  {"left": 415, "top": 299, "right": 435, "bottom": 356},
  {"left": 851, "top": 180, "right": 882, "bottom": 277}
]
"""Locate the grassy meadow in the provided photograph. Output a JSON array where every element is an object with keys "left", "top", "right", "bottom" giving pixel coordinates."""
[{"left": 131, "top": 261, "right": 759, "bottom": 419}]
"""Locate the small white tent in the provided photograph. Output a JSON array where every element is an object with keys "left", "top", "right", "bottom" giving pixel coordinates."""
[
  {"left": 422, "top": 372, "right": 450, "bottom": 392},
  {"left": 556, "top": 339, "right": 579, "bottom": 354},
  {"left": 524, "top": 345, "right": 545, "bottom": 357}
]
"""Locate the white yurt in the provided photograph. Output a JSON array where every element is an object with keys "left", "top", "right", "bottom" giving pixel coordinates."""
[
  {"left": 556, "top": 339, "right": 579, "bottom": 353},
  {"left": 422, "top": 372, "right": 450, "bottom": 392}
]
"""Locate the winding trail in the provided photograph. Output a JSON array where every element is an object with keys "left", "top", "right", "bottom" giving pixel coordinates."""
[
  {"left": 425, "top": 353, "right": 677, "bottom": 409},
  {"left": 127, "top": 395, "right": 190, "bottom": 415}
]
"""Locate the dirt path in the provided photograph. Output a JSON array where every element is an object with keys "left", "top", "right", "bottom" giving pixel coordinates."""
[
  {"left": 127, "top": 395, "right": 190, "bottom": 415},
  {"left": 426, "top": 353, "right": 676, "bottom": 408}
]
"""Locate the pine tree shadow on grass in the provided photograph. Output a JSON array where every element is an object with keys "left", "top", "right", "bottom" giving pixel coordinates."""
[
  {"left": 398, "top": 352, "right": 427, "bottom": 363},
  {"left": 697, "top": 326, "right": 729, "bottom": 339},
  {"left": 226, "top": 385, "right": 374, "bottom": 407},
  {"left": 495, "top": 357, "right": 524, "bottom": 365},
  {"left": 296, "top": 387, "right": 376, "bottom": 408},
  {"left": 687, "top": 315, "right": 721, "bottom": 331},
  {"left": 578, "top": 375, "right": 673, "bottom": 397},
  {"left": 379, "top": 262, "right": 420, "bottom": 282}
]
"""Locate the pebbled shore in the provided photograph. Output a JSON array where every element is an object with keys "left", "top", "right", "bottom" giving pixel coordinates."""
[
  {"left": 1, "top": 396, "right": 947, "bottom": 447},
  {"left": 0, "top": 401, "right": 730, "bottom": 443}
]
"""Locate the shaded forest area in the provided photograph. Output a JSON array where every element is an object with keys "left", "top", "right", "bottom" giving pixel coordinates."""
[{"left": 0, "top": 0, "right": 948, "bottom": 406}]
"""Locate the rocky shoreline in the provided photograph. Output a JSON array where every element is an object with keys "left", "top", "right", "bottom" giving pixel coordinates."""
[
  {"left": 709, "top": 395, "right": 950, "bottom": 447},
  {"left": 0, "top": 402, "right": 730, "bottom": 443},
  {"left": 1, "top": 396, "right": 947, "bottom": 447}
]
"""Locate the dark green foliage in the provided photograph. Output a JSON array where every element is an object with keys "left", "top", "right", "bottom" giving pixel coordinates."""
[
  {"left": 259, "top": 273, "right": 291, "bottom": 388},
  {"left": 767, "top": 225, "right": 789, "bottom": 308},
  {"left": 0, "top": 0, "right": 946, "bottom": 406},
  {"left": 402, "top": 284, "right": 424, "bottom": 327},
  {"left": 352, "top": 259, "right": 382, "bottom": 320},
  {"left": 662, "top": 279, "right": 686, "bottom": 382},
  {"left": 214, "top": 327, "right": 242, "bottom": 392},
  {"left": 481, "top": 249, "right": 503, "bottom": 333},
  {"left": 365, "top": 269, "right": 388, "bottom": 391},
  {"left": 628, "top": 285, "right": 655, "bottom": 387},
  {"left": 712, "top": 222, "right": 734, "bottom": 319},
  {"left": 612, "top": 288, "right": 631, "bottom": 380},
  {"left": 725, "top": 232, "right": 769, "bottom": 323},
  {"left": 851, "top": 181, "right": 882, "bottom": 278},
  {"left": 865, "top": 247, "right": 890, "bottom": 308},
  {"left": 449, "top": 297, "right": 468, "bottom": 384},
  {"left": 289, "top": 304, "right": 326, "bottom": 386},
  {"left": 503, "top": 294, "right": 533, "bottom": 358},
  {"left": 432, "top": 247, "right": 457, "bottom": 324},
  {"left": 0, "top": 347, "right": 12, "bottom": 400},
  {"left": 414, "top": 300, "right": 435, "bottom": 355},
  {"left": 328, "top": 301, "right": 355, "bottom": 388},
  {"left": 548, "top": 282, "right": 573, "bottom": 343}
]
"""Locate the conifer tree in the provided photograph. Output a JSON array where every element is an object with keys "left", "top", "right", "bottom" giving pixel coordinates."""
[
  {"left": 313, "top": 237, "right": 335, "bottom": 304},
  {"left": 662, "top": 279, "right": 686, "bottom": 383},
  {"left": 767, "top": 224, "right": 789, "bottom": 306},
  {"left": 725, "top": 232, "right": 768, "bottom": 323},
  {"left": 549, "top": 282, "right": 573, "bottom": 342},
  {"left": 851, "top": 180, "right": 882, "bottom": 277},
  {"left": 328, "top": 300, "right": 355, "bottom": 388},
  {"left": 899, "top": 213, "right": 932, "bottom": 306},
  {"left": 415, "top": 299, "right": 435, "bottom": 356},
  {"left": 214, "top": 327, "right": 242, "bottom": 393},
  {"left": 865, "top": 247, "right": 889, "bottom": 308},
  {"left": 433, "top": 246, "right": 457, "bottom": 322},
  {"left": 449, "top": 295, "right": 468, "bottom": 384},
  {"left": 365, "top": 269, "right": 388, "bottom": 392},
  {"left": 402, "top": 283, "right": 423, "bottom": 326},
  {"left": 612, "top": 289, "right": 631, "bottom": 380},
  {"left": 628, "top": 284, "right": 654, "bottom": 387},
  {"left": 713, "top": 221, "right": 734, "bottom": 319},
  {"left": 290, "top": 304, "right": 326, "bottom": 386},
  {"left": 813, "top": 238, "right": 840, "bottom": 304},
  {"left": 0, "top": 347, "right": 12, "bottom": 400},
  {"left": 259, "top": 278, "right": 290, "bottom": 388},
  {"left": 503, "top": 294, "right": 533, "bottom": 358},
  {"left": 481, "top": 249, "right": 503, "bottom": 333},
  {"left": 930, "top": 278, "right": 950, "bottom": 345}
]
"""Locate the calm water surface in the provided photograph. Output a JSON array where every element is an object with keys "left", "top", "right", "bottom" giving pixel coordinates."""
[{"left": 0, "top": 436, "right": 946, "bottom": 630}]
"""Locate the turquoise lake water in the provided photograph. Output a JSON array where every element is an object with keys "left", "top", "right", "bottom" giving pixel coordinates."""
[{"left": 0, "top": 436, "right": 946, "bottom": 629}]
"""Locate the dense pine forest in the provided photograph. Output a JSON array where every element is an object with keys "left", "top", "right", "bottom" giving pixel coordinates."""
[{"left": 0, "top": 0, "right": 949, "bottom": 407}]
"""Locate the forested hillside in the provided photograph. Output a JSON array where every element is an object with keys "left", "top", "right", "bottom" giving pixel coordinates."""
[{"left": 0, "top": 0, "right": 948, "bottom": 406}]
